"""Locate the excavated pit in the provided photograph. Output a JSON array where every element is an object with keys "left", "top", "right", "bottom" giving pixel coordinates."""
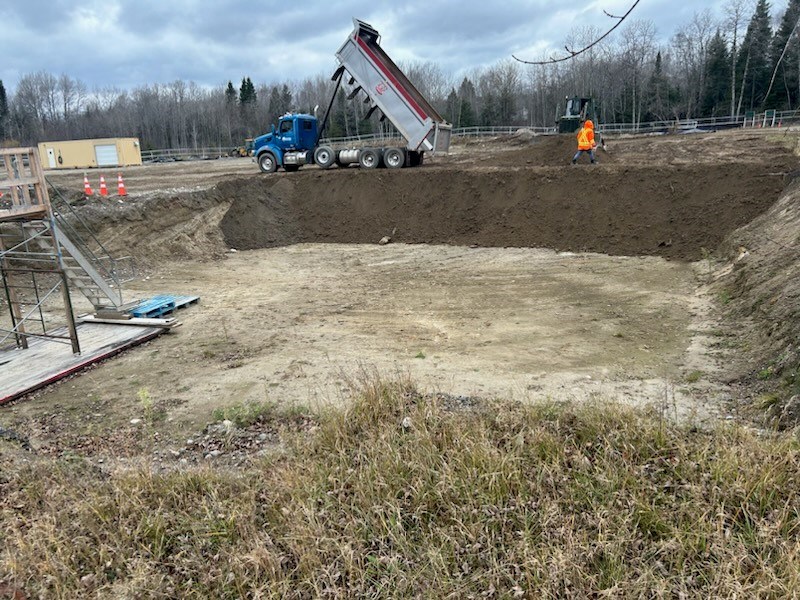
[{"left": 15, "top": 131, "right": 798, "bottom": 428}]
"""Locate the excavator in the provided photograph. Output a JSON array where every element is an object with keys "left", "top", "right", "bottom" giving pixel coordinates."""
[{"left": 230, "top": 138, "right": 254, "bottom": 157}]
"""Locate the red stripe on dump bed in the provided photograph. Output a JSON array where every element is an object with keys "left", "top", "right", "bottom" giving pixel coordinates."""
[{"left": 356, "top": 35, "right": 428, "bottom": 121}]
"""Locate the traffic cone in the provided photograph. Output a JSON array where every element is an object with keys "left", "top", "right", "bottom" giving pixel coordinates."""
[
  {"left": 117, "top": 173, "right": 127, "bottom": 197},
  {"left": 83, "top": 174, "right": 94, "bottom": 197},
  {"left": 99, "top": 175, "right": 108, "bottom": 197}
]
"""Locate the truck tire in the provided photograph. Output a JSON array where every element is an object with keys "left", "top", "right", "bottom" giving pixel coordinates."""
[
  {"left": 314, "top": 146, "right": 336, "bottom": 169},
  {"left": 383, "top": 147, "right": 405, "bottom": 169},
  {"left": 258, "top": 152, "right": 277, "bottom": 173},
  {"left": 359, "top": 148, "right": 381, "bottom": 169}
]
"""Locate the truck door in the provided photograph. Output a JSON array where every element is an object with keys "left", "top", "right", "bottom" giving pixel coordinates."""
[{"left": 278, "top": 119, "right": 295, "bottom": 150}]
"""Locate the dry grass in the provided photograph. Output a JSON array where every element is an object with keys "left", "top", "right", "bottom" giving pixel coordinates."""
[{"left": 2, "top": 375, "right": 800, "bottom": 598}]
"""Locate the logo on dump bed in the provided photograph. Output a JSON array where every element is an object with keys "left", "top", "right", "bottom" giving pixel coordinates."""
[{"left": 375, "top": 82, "right": 388, "bottom": 95}]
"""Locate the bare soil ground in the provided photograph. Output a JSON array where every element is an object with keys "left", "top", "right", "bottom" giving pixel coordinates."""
[{"left": 3, "top": 128, "right": 799, "bottom": 458}]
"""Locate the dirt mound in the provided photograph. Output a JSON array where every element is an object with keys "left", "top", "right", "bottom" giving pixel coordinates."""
[
  {"left": 219, "top": 162, "right": 788, "bottom": 261},
  {"left": 713, "top": 178, "right": 800, "bottom": 426}
]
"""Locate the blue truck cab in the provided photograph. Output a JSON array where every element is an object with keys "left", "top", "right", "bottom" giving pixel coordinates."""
[{"left": 253, "top": 113, "right": 319, "bottom": 173}]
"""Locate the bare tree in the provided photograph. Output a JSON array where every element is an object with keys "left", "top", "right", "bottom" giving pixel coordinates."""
[{"left": 724, "top": 0, "right": 753, "bottom": 116}]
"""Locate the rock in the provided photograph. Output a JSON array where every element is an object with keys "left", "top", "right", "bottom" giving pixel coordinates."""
[
  {"left": 130, "top": 418, "right": 142, "bottom": 425},
  {"left": 379, "top": 236, "right": 391, "bottom": 245},
  {"left": 222, "top": 419, "right": 234, "bottom": 430},
  {"left": 401, "top": 416, "right": 412, "bottom": 430}
]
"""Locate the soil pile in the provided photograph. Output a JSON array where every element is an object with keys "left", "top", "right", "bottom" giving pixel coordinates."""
[{"left": 220, "top": 161, "right": 788, "bottom": 261}]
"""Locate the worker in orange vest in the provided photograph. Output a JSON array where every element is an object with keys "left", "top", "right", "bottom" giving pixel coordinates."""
[{"left": 571, "top": 119, "right": 597, "bottom": 165}]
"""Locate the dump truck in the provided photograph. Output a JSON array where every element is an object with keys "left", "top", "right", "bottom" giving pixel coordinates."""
[{"left": 253, "top": 19, "right": 451, "bottom": 173}]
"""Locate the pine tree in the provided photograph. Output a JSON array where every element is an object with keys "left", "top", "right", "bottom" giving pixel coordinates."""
[
  {"left": 457, "top": 77, "right": 477, "bottom": 128},
  {"left": 267, "top": 86, "right": 282, "bottom": 125},
  {"left": 239, "top": 77, "right": 256, "bottom": 105},
  {"left": 445, "top": 88, "right": 459, "bottom": 125},
  {"left": 0, "top": 80, "right": 8, "bottom": 139},
  {"left": 644, "top": 52, "right": 670, "bottom": 121},
  {"left": 767, "top": 0, "right": 800, "bottom": 109},
  {"left": 702, "top": 31, "right": 732, "bottom": 116},
  {"left": 225, "top": 81, "right": 237, "bottom": 105},
  {"left": 736, "top": 0, "right": 773, "bottom": 112},
  {"left": 279, "top": 84, "right": 292, "bottom": 113}
]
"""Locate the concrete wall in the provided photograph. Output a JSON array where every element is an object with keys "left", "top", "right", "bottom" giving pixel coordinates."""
[{"left": 38, "top": 138, "right": 143, "bottom": 170}]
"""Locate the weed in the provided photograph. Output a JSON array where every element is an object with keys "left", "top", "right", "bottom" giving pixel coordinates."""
[
  {"left": 758, "top": 367, "right": 774, "bottom": 381},
  {"left": 685, "top": 370, "right": 703, "bottom": 383},
  {"left": 414, "top": 351, "right": 426, "bottom": 359},
  {"left": 137, "top": 387, "right": 154, "bottom": 423},
  {"left": 212, "top": 400, "right": 276, "bottom": 428}
]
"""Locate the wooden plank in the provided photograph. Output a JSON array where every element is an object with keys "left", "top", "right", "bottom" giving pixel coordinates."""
[
  {"left": 0, "top": 205, "right": 48, "bottom": 222},
  {"left": 0, "top": 176, "right": 40, "bottom": 189},
  {"left": 0, "top": 323, "right": 167, "bottom": 405},
  {"left": 0, "top": 147, "right": 36, "bottom": 157},
  {"left": 79, "top": 314, "right": 181, "bottom": 328}
]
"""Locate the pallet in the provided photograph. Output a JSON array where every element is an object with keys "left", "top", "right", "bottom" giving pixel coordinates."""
[{"left": 128, "top": 294, "right": 200, "bottom": 318}]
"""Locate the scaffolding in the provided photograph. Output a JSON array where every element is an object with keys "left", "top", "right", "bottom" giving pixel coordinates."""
[{"left": 0, "top": 147, "right": 130, "bottom": 355}]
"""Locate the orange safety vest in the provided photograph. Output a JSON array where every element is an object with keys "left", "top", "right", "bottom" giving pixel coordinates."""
[{"left": 577, "top": 121, "right": 595, "bottom": 150}]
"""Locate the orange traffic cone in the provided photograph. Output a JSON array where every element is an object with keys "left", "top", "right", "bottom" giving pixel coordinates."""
[
  {"left": 117, "top": 173, "right": 127, "bottom": 197},
  {"left": 99, "top": 175, "right": 108, "bottom": 197},
  {"left": 83, "top": 174, "right": 94, "bottom": 197}
]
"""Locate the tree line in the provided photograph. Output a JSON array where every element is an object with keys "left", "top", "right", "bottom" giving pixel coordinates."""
[{"left": 0, "top": 0, "right": 798, "bottom": 151}]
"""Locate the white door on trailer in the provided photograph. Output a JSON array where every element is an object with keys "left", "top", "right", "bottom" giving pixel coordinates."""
[
  {"left": 95, "top": 144, "right": 119, "bottom": 167},
  {"left": 46, "top": 148, "right": 56, "bottom": 168}
]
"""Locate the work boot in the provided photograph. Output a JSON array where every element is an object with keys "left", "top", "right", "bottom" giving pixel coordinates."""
[{"left": 571, "top": 159, "right": 577, "bottom": 165}]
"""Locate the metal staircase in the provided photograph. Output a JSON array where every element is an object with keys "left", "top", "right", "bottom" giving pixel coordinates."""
[{"left": 0, "top": 147, "right": 132, "bottom": 354}]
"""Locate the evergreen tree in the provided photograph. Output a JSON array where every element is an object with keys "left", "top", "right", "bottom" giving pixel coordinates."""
[
  {"left": 0, "top": 80, "right": 8, "bottom": 139},
  {"left": 767, "top": 0, "right": 800, "bottom": 109},
  {"left": 457, "top": 77, "right": 477, "bottom": 128},
  {"left": 267, "top": 86, "right": 282, "bottom": 125},
  {"left": 445, "top": 88, "right": 459, "bottom": 125},
  {"left": 736, "top": 0, "right": 773, "bottom": 112},
  {"left": 279, "top": 84, "right": 292, "bottom": 113},
  {"left": 702, "top": 31, "right": 732, "bottom": 116},
  {"left": 239, "top": 77, "right": 256, "bottom": 105},
  {"left": 644, "top": 52, "right": 670, "bottom": 121},
  {"left": 225, "top": 80, "right": 237, "bottom": 105}
]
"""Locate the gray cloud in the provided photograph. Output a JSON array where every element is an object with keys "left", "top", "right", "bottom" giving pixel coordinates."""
[{"left": 0, "top": 0, "right": 790, "bottom": 92}]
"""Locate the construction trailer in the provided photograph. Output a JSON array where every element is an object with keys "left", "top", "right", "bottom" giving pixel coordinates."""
[{"left": 38, "top": 138, "right": 142, "bottom": 170}]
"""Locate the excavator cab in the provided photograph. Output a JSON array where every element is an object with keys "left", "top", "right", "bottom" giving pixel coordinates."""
[{"left": 558, "top": 96, "right": 596, "bottom": 133}]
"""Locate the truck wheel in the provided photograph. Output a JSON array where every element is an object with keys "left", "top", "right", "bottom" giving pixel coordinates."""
[
  {"left": 359, "top": 148, "right": 381, "bottom": 169},
  {"left": 383, "top": 147, "right": 405, "bottom": 169},
  {"left": 314, "top": 146, "right": 335, "bottom": 169},
  {"left": 258, "top": 153, "right": 277, "bottom": 173}
]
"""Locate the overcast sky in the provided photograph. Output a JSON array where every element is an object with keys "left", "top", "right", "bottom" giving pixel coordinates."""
[{"left": 1, "top": 0, "right": 790, "bottom": 93}]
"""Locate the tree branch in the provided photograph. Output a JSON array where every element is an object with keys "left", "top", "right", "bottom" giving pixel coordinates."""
[{"left": 512, "top": 0, "right": 642, "bottom": 65}]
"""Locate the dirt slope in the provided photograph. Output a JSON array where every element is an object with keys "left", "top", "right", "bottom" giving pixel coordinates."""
[{"left": 219, "top": 161, "right": 787, "bottom": 261}]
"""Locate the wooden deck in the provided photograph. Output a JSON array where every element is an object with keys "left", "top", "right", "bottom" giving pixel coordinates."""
[{"left": 0, "top": 323, "right": 167, "bottom": 405}]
